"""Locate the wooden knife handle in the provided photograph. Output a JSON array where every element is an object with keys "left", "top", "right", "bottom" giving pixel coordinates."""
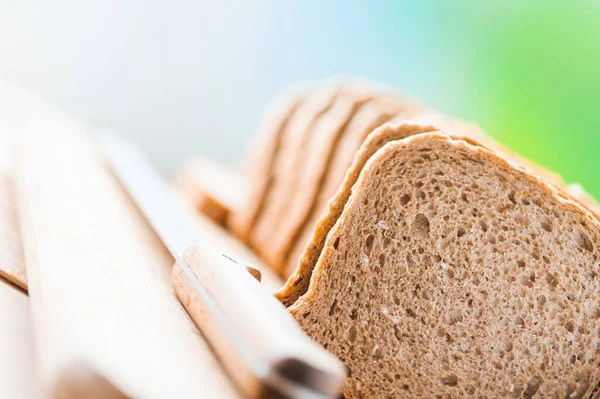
[{"left": 172, "top": 244, "right": 346, "bottom": 399}]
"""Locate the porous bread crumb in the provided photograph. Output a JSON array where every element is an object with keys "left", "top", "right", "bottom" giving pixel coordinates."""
[{"left": 290, "top": 133, "right": 600, "bottom": 398}]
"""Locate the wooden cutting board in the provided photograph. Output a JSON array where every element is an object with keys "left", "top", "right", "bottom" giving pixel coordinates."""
[
  {"left": 2, "top": 78, "right": 243, "bottom": 398},
  {"left": 0, "top": 173, "right": 28, "bottom": 290},
  {"left": 0, "top": 280, "right": 38, "bottom": 399}
]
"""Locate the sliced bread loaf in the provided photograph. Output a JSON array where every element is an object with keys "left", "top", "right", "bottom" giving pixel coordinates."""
[
  {"left": 228, "top": 84, "right": 310, "bottom": 242},
  {"left": 289, "top": 132, "right": 600, "bottom": 398},
  {"left": 258, "top": 87, "right": 382, "bottom": 274},
  {"left": 249, "top": 83, "right": 342, "bottom": 258},
  {"left": 282, "top": 98, "right": 421, "bottom": 278}
]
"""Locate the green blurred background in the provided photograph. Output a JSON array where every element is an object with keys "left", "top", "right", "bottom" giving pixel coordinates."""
[
  {"left": 443, "top": 2, "right": 600, "bottom": 199},
  {"left": 368, "top": 1, "right": 600, "bottom": 199},
  {"left": 1, "top": 1, "right": 598, "bottom": 197}
]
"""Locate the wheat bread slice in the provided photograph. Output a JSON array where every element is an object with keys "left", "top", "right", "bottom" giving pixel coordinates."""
[
  {"left": 227, "top": 84, "right": 310, "bottom": 242},
  {"left": 282, "top": 97, "right": 423, "bottom": 278},
  {"left": 290, "top": 132, "right": 600, "bottom": 398},
  {"left": 175, "top": 156, "right": 243, "bottom": 226},
  {"left": 279, "top": 115, "right": 497, "bottom": 304},
  {"left": 249, "top": 82, "right": 343, "bottom": 262},
  {"left": 277, "top": 122, "right": 439, "bottom": 305}
]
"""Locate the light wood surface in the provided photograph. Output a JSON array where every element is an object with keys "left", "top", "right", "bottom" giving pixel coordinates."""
[
  {"left": 0, "top": 173, "right": 28, "bottom": 290},
  {"left": 7, "top": 79, "right": 242, "bottom": 398},
  {"left": 0, "top": 106, "right": 40, "bottom": 399},
  {"left": 0, "top": 105, "right": 38, "bottom": 399},
  {"left": 0, "top": 280, "right": 38, "bottom": 399}
]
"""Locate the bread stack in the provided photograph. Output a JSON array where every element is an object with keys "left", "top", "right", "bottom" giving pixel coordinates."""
[{"left": 180, "top": 79, "right": 600, "bottom": 398}]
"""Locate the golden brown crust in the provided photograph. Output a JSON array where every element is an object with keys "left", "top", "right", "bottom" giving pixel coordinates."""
[{"left": 412, "top": 111, "right": 567, "bottom": 191}]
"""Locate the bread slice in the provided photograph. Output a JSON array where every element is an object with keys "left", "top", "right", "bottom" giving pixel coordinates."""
[
  {"left": 176, "top": 156, "right": 243, "bottom": 226},
  {"left": 290, "top": 132, "right": 600, "bottom": 398},
  {"left": 282, "top": 98, "right": 421, "bottom": 278},
  {"left": 227, "top": 84, "right": 310, "bottom": 242},
  {"left": 277, "top": 121, "right": 438, "bottom": 305},
  {"left": 249, "top": 83, "right": 343, "bottom": 262}
]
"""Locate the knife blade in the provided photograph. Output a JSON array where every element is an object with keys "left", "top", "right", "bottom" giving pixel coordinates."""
[{"left": 100, "top": 134, "right": 346, "bottom": 399}]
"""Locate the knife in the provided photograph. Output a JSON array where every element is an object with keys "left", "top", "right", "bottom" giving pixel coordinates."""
[{"left": 101, "top": 134, "right": 346, "bottom": 399}]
